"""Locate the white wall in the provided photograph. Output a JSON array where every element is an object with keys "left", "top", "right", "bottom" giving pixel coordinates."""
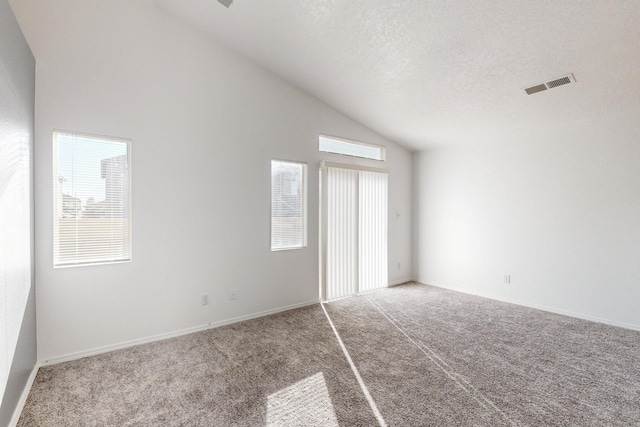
[
  {"left": 0, "top": 0, "right": 36, "bottom": 418},
  {"left": 413, "top": 107, "right": 640, "bottom": 329},
  {"left": 11, "top": 0, "right": 412, "bottom": 362}
]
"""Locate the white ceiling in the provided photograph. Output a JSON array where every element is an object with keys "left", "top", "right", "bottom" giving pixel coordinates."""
[{"left": 153, "top": 0, "right": 640, "bottom": 151}]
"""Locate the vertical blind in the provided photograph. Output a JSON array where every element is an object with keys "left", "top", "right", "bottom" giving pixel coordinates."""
[
  {"left": 53, "top": 131, "right": 131, "bottom": 266},
  {"left": 358, "top": 171, "right": 388, "bottom": 293},
  {"left": 324, "top": 165, "right": 388, "bottom": 300},
  {"left": 325, "top": 167, "right": 359, "bottom": 299},
  {"left": 271, "top": 160, "right": 307, "bottom": 251}
]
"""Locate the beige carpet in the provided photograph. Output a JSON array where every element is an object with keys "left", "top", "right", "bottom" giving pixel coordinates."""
[{"left": 18, "top": 283, "right": 640, "bottom": 426}]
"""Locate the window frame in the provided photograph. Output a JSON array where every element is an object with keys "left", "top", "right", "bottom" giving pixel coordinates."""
[
  {"left": 270, "top": 159, "right": 308, "bottom": 252},
  {"left": 52, "top": 130, "right": 132, "bottom": 267}
]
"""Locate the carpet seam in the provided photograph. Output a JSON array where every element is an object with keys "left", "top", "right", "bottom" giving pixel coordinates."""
[{"left": 364, "top": 294, "right": 520, "bottom": 427}]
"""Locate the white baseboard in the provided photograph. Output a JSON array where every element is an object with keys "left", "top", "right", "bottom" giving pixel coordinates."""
[
  {"left": 503, "top": 297, "right": 640, "bottom": 332},
  {"left": 417, "top": 282, "right": 640, "bottom": 332},
  {"left": 9, "top": 361, "right": 41, "bottom": 427},
  {"left": 389, "top": 278, "right": 415, "bottom": 287},
  {"left": 41, "top": 299, "right": 319, "bottom": 366}
]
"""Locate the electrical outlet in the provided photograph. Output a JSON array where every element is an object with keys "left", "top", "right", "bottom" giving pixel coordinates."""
[
  {"left": 201, "top": 294, "right": 209, "bottom": 305},
  {"left": 229, "top": 289, "right": 236, "bottom": 300},
  {"left": 504, "top": 275, "right": 511, "bottom": 284}
]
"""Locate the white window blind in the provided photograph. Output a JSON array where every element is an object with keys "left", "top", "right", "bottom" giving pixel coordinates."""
[
  {"left": 325, "top": 167, "right": 358, "bottom": 299},
  {"left": 319, "top": 135, "right": 386, "bottom": 161},
  {"left": 358, "top": 170, "right": 388, "bottom": 293},
  {"left": 271, "top": 160, "right": 307, "bottom": 251},
  {"left": 53, "top": 131, "right": 131, "bottom": 267}
]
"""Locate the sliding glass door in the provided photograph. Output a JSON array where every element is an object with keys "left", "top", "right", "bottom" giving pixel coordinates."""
[{"left": 320, "top": 162, "right": 388, "bottom": 300}]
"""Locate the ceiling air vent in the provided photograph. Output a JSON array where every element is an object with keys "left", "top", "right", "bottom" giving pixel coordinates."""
[{"left": 523, "top": 73, "right": 576, "bottom": 95}]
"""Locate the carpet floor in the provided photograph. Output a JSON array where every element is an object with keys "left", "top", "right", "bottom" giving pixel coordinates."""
[{"left": 18, "top": 283, "right": 640, "bottom": 426}]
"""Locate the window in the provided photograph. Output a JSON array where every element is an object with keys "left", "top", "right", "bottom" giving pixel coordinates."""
[
  {"left": 319, "top": 134, "right": 386, "bottom": 161},
  {"left": 53, "top": 131, "right": 131, "bottom": 266},
  {"left": 271, "top": 160, "right": 307, "bottom": 251}
]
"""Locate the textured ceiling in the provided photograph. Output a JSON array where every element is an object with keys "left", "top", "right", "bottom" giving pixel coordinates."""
[{"left": 154, "top": 0, "right": 640, "bottom": 151}]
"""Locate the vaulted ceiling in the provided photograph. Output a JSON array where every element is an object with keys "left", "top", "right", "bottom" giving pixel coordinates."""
[{"left": 153, "top": 0, "right": 640, "bottom": 151}]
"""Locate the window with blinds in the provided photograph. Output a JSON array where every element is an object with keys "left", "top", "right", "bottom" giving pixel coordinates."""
[
  {"left": 319, "top": 134, "right": 386, "bottom": 161},
  {"left": 271, "top": 160, "right": 307, "bottom": 251},
  {"left": 53, "top": 131, "right": 131, "bottom": 267}
]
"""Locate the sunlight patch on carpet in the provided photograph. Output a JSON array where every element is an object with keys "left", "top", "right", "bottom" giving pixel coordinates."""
[{"left": 266, "top": 372, "right": 339, "bottom": 427}]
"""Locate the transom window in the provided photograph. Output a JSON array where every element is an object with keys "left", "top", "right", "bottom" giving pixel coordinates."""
[{"left": 319, "top": 134, "right": 386, "bottom": 161}]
